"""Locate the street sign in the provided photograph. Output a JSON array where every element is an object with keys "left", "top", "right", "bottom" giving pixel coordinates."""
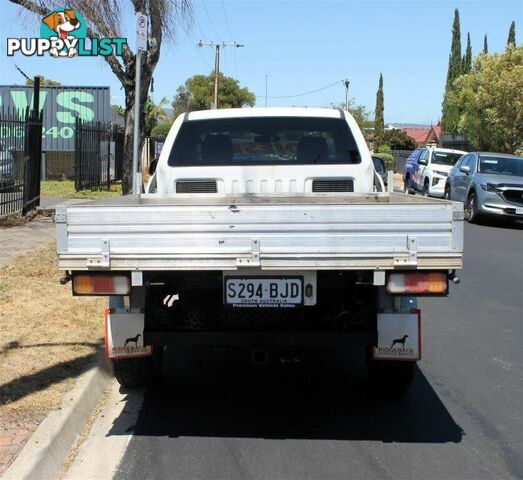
[{"left": 136, "top": 12, "right": 148, "bottom": 51}]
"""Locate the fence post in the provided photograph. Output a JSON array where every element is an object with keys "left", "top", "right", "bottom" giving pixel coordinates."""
[
  {"left": 74, "top": 117, "right": 80, "bottom": 190},
  {"left": 106, "top": 123, "right": 111, "bottom": 190},
  {"left": 22, "top": 107, "right": 42, "bottom": 215}
]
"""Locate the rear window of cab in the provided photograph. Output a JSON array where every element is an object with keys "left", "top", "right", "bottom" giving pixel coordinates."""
[{"left": 168, "top": 116, "right": 361, "bottom": 167}]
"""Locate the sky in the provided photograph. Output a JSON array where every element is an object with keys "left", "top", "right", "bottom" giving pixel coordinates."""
[{"left": 0, "top": 0, "right": 521, "bottom": 124}]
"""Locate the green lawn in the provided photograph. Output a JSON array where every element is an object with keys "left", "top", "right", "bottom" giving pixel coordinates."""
[{"left": 41, "top": 180, "right": 122, "bottom": 199}]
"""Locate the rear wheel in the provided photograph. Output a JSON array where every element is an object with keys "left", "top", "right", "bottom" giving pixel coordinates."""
[
  {"left": 422, "top": 179, "right": 430, "bottom": 196},
  {"left": 404, "top": 176, "right": 414, "bottom": 194},
  {"left": 444, "top": 183, "right": 451, "bottom": 200},
  {"left": 368, "top": 356, "right": 415, "bottom": 393},
  {"left": 112, "top": 347, "right": 164, "bottom": 388}
]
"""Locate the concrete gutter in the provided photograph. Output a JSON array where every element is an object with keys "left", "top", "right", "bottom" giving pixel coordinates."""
[
  {"left": 37, "top": 198, "right": 91, "bottom": 216},
  {"left": 4, "top": 352, "right": 112, "bottom": 480}
]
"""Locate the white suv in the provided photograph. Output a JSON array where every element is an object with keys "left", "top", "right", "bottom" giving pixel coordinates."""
[{"left": 410, "top": 147, "right": 466, "bottom": 197}]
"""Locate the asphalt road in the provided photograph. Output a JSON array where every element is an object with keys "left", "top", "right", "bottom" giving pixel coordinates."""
[{"left": 68, "top": 221, "right": 523, "bottom": 480}]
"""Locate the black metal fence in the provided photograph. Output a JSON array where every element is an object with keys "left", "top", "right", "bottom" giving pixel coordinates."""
[
  {"left": 75, "top": 118, "right": 123, "bottom": 191},
  {"left": 0, "top": 107, "right": 43, "bottom": 218},
  {"left": 386, "top": 150, "right": 413, "bottom": 173}
]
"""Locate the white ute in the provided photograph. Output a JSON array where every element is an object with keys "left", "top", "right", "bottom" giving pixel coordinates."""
[{"left": 56, "top": 108, "right": 464, "bottom": 392}]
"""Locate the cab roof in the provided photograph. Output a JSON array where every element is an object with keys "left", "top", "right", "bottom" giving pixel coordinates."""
[{"left": 185, "top": 107, "right": 344, "bottom": 121}]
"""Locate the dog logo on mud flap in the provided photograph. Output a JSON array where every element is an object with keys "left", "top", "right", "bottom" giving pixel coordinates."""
[
  {"left": 378, "top": 332, "right": 415, "bottom": 358},
  {"left": 123, "top": 334, "right": 141, "bottom": 348},
  {"left": 390, "top": 334, "right": 408, "bottom": 349}
]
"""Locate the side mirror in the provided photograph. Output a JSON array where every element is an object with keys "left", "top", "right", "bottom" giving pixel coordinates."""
[
  {"left": 459, "top": 165, "right": 471, "bottom": 174},
  {"left": 418, "top": 158, "right": 428, "bottom": 166},
  {"left": 372, "top": 157, "right": 385, "bottom": 174},
  {"left": 148, "top": 158, "right": 158, "bottom": 176}
]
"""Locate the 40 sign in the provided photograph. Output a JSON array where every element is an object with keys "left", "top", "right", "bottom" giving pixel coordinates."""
[{"left": 0, "top": 85, "right": 110, "bottom": 151}]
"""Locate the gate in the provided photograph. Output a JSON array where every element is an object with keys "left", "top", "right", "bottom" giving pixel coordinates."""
[
  {"left": 75, "top": 119, "right": 123, "bottom": 191},
  {"left": 0, "top": 107, "right": 43, "bottom": 218}
]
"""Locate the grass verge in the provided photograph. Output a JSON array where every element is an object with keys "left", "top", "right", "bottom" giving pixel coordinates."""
[
  {"left": 41, "top": 180, "right": 122, "bottom": 199},
  {"left": 0, "top": 242, "right": 105, "bottom": 437}
]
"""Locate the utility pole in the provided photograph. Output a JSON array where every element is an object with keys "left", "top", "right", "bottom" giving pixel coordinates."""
[
  {"left": 344, "top": 79, "right": 350, "bottom": 111},
  {"left": 198, "top": 41, "right": 244, "bottom": 109}
]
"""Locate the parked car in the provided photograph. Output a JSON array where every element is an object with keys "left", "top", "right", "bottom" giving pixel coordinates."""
[
  {"left": 445, "top": 152, "right": 523, "bottom": 222},
  {"left": 403, "top": 146, "right": 467, "bottom": 197}
]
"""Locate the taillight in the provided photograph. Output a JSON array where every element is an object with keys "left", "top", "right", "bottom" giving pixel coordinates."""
[
  {"left": 386, "top": 272, "right": 448, "bottom": 295},
  {"left": 73, "top": 273, "right": 131, "bottom": 295}
]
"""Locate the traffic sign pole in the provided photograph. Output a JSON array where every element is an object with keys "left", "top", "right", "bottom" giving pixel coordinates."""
[{"left": 133, "top": 12, "right": 148, "bottom": 195}]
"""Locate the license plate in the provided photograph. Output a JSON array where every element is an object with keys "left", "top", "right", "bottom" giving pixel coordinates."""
[
  {"left": 516, "top": 207, "right": 523, "bottom": 215},
  {"left": 224, "top": 277, "right": 303, "bottom": 307}
]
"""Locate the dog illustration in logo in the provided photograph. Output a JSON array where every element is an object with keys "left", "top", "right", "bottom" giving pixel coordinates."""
[
  {"left": 42, "top": 9, "right": 81, "bottom": 57},
  {"left": 391, "top": 334, "right": 408, "bottom": 349},
  {"left": 123, "top": 334, "right": 141, "bottom": 348}
]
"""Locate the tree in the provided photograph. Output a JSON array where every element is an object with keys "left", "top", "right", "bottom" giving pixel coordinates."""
[
  {"left": 441, "top": 9, "right": 462, "bottom": 132},
  {"left": 374, "top": 73, "right": 384, "bottom": 143},
  {"left": 463, "top": 32, "right": 472, "bottom": 73},
  {"left": 329, "top": 100, "right": 372, "bottom": 131},
  {"left": 171, "top": 72, "right": 255, "bottom": 118},
  {"left": 9, "top": 0, "right": 192, "bottom": 194},
  {"left": 377, "top": 129, "right": 416, "bottom": 150},
  {"left": 483, "top": 34, "right": 488, "bottom": 54},
  {"left": 143, "top": 97, "right": 170, "bottom": 136},
  {"left": 507, "top": 21, "right": 516, "bottom": 47},
  {"left": 25, "top": 76, "right": 60, "bottom": 85},
  {"left": 150, "top": 123, "right": 172, "bottom": 140},
  {"left": 112, "top": 105, "right": 125, "bottom": 116},
  {"left": 348, "top": 102, "right": 372, "bottom": 130},
  {"left": 447, "top": 46, "right": 523, "bottom": 153}
]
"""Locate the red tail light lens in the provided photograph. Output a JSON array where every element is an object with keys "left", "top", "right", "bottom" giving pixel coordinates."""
[
  {"left": 73, "top": 274, "right": 131, "bottom": 295},
  {"left": 386, "top": 272, "right": 448, "bottom": 295}
]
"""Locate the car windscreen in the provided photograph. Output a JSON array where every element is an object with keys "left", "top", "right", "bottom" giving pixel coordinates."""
[
  {"left": 478, "top": 155, "right": 523, "bottom": 176},
  {"left": 431, "top": 151, "right": 463, "bottom": 166},
  {"left": 167, "top": 116, "right": 361, "bottom": 166}
]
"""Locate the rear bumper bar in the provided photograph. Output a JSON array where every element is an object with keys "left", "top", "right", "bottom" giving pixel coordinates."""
[{"left": 145, "top": 331, "right": 377, "bottom": 347}]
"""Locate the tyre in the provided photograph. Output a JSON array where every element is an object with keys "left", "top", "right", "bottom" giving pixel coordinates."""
[
  {"left": 367, "top": 357, "right": 415, "bottom": 393},
  {"left": 444, "top": 183, "right": 451, "bottom": 200},
  {"left": 422, "top": 179, "right": 430, "bottom": 197},
  {"left": 404, "top": 176, "right": 414, "bottom": 194},
  {"left": 112, "top": 347, "right": 164, "bottom": 388},
  {"left": 465, "top": 191, "right": 479, "bottom": 223}
]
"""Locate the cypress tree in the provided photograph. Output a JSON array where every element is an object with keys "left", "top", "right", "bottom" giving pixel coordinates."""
[
  {"left": 463, "top": 32, "right": 472, "bottom": 73},
  {"left": 374, "top": 73, "right": 384, "bottom": 145},
  {"left": 442, "top": 9, "right": 462, "bottom": 132},
  {"left": 483, "top": 34, "right": 488, "bottom": 54},
  {"left": 507, "top": 21, "right": 516, "bottom": 47},
  {"left": 448, "top": 9, "right": 462, "bottom": 83}
]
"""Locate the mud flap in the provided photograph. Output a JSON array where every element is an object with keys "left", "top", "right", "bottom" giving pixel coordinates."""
[
  {"left": 104, "top": 309, "right": 153, "bottom": 359},
  {"left": 372, "top": 311, "right": 421, "bottom": 361}
]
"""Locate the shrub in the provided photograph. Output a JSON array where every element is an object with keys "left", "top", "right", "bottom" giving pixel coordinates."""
[{"left": 150, "top": 123, "right": 172, "bottom": 140}]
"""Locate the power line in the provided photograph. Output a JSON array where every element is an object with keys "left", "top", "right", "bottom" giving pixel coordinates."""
[
  {"left": 0, "top": 43, "right": 33, "bottom": 82},
  {"left": 259, "top": 80, "right": 344, "bottom": 99},
  {"left": 220, "top": 0, "right": 236, "bottom": 42},
  {"left": 200, "top": 0, "right": 220, "bottom": 39},
  {"left": 15, "top": 64, "right": 32, "bottom": 82}
]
